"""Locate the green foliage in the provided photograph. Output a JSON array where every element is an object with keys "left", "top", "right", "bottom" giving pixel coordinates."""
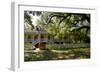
[
  {"left": 24, "top": 11, "right": 90, "bottom": 43},
  {"left": 36, "top": 12, "right": 90, "bottom": 43},
  {"left": 24, "top": 49, "right": 55, "bottom": 61},
  {"left": 24, "top": 11, "right": 32, "bottom": 25}
]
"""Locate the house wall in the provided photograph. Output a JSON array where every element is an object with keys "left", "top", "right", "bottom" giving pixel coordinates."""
[
  {"left": 24, "top": 33, "right": 48, "bottom": 49},
  {"left": 24, "top": 33, "right": 47, "bottom": 40}
]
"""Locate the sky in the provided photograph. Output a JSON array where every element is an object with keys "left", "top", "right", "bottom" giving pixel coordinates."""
[{"left": 30, "top": 13, "right": 40, "bottom": 26}]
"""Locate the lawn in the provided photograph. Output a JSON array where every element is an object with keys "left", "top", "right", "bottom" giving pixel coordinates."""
[{"left": 24, "top": 48, "right": 90, "bottom": 61}]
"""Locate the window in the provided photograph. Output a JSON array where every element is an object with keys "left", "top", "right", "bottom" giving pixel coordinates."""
[
  {"left": 41, "top": 35, "right": 44, "bottom": 39},
  {"left": 34, "top": 35, "right": 38, "bottom": 39},
  {"left": 28, "top": 35, "right": 31, "bottom": 39}
]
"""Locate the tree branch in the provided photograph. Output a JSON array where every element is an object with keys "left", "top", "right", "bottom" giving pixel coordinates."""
[{"left": 46, "top": 14, "right": 69, "bottom": 25}]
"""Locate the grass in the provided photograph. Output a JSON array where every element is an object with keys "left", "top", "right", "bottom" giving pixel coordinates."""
[{"left": 24, "top": 48, "right": 90, "bottom": 62}]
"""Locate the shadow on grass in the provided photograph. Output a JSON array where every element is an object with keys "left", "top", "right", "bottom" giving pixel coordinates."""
[{"left": 24, "top": 48, "right": 90, "bottom": 62}]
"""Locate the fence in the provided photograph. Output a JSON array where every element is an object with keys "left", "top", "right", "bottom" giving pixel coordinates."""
[{"left": 47, "top": 43, "right": 90, "bottom": 49}]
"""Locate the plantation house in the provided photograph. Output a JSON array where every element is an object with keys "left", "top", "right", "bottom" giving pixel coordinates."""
[
  {"left": 24, "top": 26, "right": 48, "bottom": 50},
  {"left": 24, "top": 24, "right": 90, "bottom": 50}
]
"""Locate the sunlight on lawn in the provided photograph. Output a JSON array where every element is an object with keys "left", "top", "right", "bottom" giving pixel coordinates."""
[{"left": 24, "top": 48, "right": 90, "bottom": 61}]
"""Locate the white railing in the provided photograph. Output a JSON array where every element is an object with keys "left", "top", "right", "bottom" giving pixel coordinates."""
[
  {"left": 47, "top": 43, "right": 90, "bottom": 48},
  {"left": 24, "top": 39, "right": 48, "bottom": 44}
]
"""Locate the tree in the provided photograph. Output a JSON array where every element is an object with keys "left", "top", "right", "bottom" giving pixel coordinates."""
[
  {"left": 36, "top": 12, "right": 90, "bottom": 43},
  {"left": 24, "top": 11, "right": 90, "bottom": 43},
  {"left": 24, "top": 11, "right": 42, "bottom": 30}
]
